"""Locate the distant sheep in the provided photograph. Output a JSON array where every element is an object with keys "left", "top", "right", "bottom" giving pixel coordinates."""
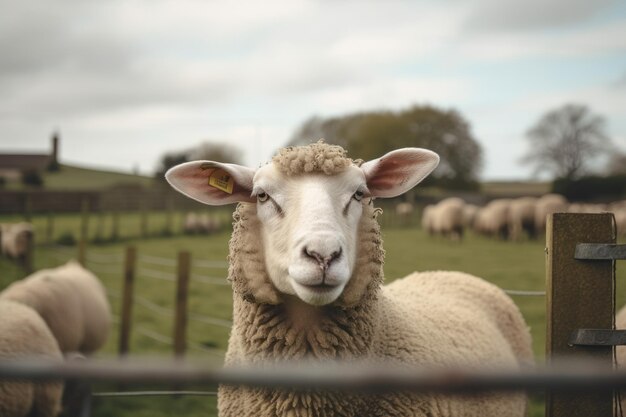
[
  {"left": 421, "top": 204, "right": 435, "bottom": 235},
  {"left": 395, "top": 202, "right": 414, "bottom": 225},
  {"left": 480, "top": 199, "right": 512, "bottom": 240},
  {"left": 534, "top": 194, "right": 568, "bottom": 234},
  {"left": 508, "top": 197, "right": 537, "bottom": 241},
  {"left": 0, "top": 261, "right": 111, "bottom": 353},
  {"left": 462, "top": 203, "right": 479, "bottom": 229},
  {"left": 432, "top": 197, "right": 465, "bottom": 240},
  {"left": 0, "top": 222, "right": 34, "bottom": 266},
  {"left": 166, "top": 141, "right": 533, "bottom": 416},
  {"left": 0, "top": 300, "right": 63, "bottom": 417},
  {"left": 184, "top": 212, "right": 220, "bottom": 234}
]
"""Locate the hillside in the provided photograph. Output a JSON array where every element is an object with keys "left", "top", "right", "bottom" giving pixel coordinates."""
[{"left": 6, "top": 164, "right": 155, "bottom": 190}]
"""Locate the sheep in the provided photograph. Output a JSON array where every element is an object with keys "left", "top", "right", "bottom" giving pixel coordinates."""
[
  {"left": 0, "top": 300, "right": 63, "bottom": 417},
  {"left": 431, "top": 197, "right": 465, "bottom": 240},
  {"left": 462, "top": 203, "right": 479, "bottom": 229},
  {"left": 166, "top": 141, "right": 533, "bottom": 417},
  {"left": 420, "top": 204, "right": 435, "bottom": 235},
  {"left": 0, "top": 222, "right": 34, "bottom": 266},
  {"left": 0, "top": 260, "right": 111, "bottom": 354},
  {"left": 610, "top": 200, "right": 626, "bottom": 236},
  {"left": 184, "top": 212, "right": 200, "bottom": 234},
  {"left": 395, "top": 202, "right": 414, "bottom": 226},
  {"left": 507, "top": 197, "right": 537, "bottom": 241},
  {"left": 534, "top": 194, "right": 568, "bottom": 234},
  {"left": 480, "top": 199, "right": 512, "bottom": 240}
]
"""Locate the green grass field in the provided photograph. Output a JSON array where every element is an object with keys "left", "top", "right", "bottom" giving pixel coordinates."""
[{"left": 1, "top": 210, "right": 624, "bottom": 417}]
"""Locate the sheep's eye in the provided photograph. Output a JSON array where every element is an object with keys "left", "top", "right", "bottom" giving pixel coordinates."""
[
  {"left": 353, "top": 190, "right": 364, "bottom": 202},
  {"left": 257, "top": 192, "right": 269, "bottom": 202}
]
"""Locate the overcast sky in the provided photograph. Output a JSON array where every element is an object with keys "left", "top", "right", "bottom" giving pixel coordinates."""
[{"left": 0, "top": 0, "right": 625, "bottom": 180}]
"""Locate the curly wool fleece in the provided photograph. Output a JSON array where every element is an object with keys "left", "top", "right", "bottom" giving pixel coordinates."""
[{"left": 219, "top": 142, "right": 533, "bottom": 417}]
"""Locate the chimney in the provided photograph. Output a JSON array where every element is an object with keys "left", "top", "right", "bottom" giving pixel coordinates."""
[{"left": 48, "top": 131, "right": 60, "bottom": 171}]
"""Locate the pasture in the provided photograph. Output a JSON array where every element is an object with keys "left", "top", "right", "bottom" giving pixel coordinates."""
[{"left": 1, "top": 209, "right": 624, "bottom": 417}]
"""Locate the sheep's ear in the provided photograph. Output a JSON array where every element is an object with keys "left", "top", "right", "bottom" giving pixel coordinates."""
[
  {"left": 361, "top": 148, "right": 439, "bottom": 198},
  {"left": 166, "top": 161, "right": 256, "bottom": 205}
]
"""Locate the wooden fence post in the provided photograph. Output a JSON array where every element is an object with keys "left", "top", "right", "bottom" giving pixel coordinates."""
[
  {"left": 140, "top": 205, "right": 148, "bottom": 238},
  {"left": 78, "top": 198, "right": 90, "bottom": 265},
  {"left": 46, "top": 212, "right": 54, "bottom": 245},
  {"left": 111, "top": 210, "right": 120, "bottom": 241},
  {"left": 173, "top": 251, "right": 190, "bottom": 357},
  {"left": 119, "top": 246, "right": 137, "bottom": 356},
  {"left": 546, "top": 213, "right": 616, "bottom": 417}
]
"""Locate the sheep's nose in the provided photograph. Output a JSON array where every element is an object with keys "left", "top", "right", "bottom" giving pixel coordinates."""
[{"left": 303, "top": 246, "right": 342, "bottom": 271}]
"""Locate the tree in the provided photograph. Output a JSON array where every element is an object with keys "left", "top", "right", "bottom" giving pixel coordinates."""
[
  {"left": 607, "top": 151, "right": 626, "bottom": 175},
  {"left": 288, "top": 105, "right": 483, "bottom": 189},
  {"left": 521, "top": 104, "right": 612, "bottom": 180},
  {"left": 154, "top": 141, "right": 244, "bottom": 181}
]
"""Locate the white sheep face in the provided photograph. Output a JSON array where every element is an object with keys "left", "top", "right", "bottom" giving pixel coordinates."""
[
  {"left": 165, "top": 147, "right": 440, "bottom": 306},
  {"left": 251, "top": 164, "right": 366, "bottom": 305}
]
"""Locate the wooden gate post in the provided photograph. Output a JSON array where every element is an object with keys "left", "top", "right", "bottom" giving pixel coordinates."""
[
  {"left": 119, "top": 246, "right": 136, "bottom": 356},
  {"left": 546, "top": 213, "right": 616, "bottom": 417},
  {"left": 173, "top": 251, "right": 190, "bottom": 357}
]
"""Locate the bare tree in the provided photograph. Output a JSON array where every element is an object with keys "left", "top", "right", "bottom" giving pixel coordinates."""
[{"left": 521, "top": 104, "right": 612, "bottom": 179}]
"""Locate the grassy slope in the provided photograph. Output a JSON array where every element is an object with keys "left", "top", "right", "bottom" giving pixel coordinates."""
[
  {"left": 1, "top": 211, "right": 624, "bottom": 417},
  {"left": 5, "top": 164, "right": 154, "bottom": 190}
]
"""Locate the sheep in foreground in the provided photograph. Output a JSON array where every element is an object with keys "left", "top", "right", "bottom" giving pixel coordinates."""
[
  {"left": 166, "top": 142, "right": 533, "bottom": 417},
  {"left": 0, "top": 300, "right": 63, "bottom": 417},
  {"left": 0, "top": 261, "right": 111, "bottom": 353}
]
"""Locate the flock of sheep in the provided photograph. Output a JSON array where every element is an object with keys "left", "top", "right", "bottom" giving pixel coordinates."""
[
  {"left": 421, "top": 194, "right": 626, "bottom": 241},
  {"left": 0, "top": 260, "right": 111, "bottom": 417}
]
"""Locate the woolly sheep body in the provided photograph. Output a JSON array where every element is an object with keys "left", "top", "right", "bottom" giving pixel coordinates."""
[
  {"left": 480, "top": 199, "right": 511, "bottom": 239},
  {"left": 534, "top": 194, "right": 568, "bottom": 234},
  {"left": 0, "top": 300, "right": 63, "bottom": 417},
  {"left": 420, "top": 205, "right": 435, "bottom": 235},
  {"left": 219, "top": 203, "right": 532, "bottom": 417},
  {"left": 0, "top": 261, "right": 111, "bottom": 353},
  {"left": 507, "top": 197, "right": 537, "bottom": 241},
  {"left": 431, "top": 197, "right": 465, "bottom": 239}
]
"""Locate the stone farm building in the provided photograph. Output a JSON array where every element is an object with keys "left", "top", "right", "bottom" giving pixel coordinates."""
[{"left": 0, "top": 134, "right": 59, "bottom": 181}]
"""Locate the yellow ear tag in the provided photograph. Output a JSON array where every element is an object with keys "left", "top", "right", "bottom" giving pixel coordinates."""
[{"left": 208, "top": 169, "right": 234, "bottom": 194}]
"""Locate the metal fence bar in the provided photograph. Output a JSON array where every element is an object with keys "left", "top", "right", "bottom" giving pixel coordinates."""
[
  {"left": 191, "top": 273, "right": 230, "bottom": 286},
  {"left": 138, "top": 255, "right": 177, "bottom": 267},
  {"left": 188, "top": 312, "right": 232, "bottom": 329},
  {"left": 136, "top": 327, "right": 173, "bottom": 345},
  {"left": 138, "top": 268, "right": 175, "bottom": 282},
  {"left": 2, "top": 358, "right": 626, "bottom": 393},
  {"left": 504, "top": 290, "right": 546, "bottom": 296},
  {"left": 193, "top": 259, "right": 229, "bottom": 269}
]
